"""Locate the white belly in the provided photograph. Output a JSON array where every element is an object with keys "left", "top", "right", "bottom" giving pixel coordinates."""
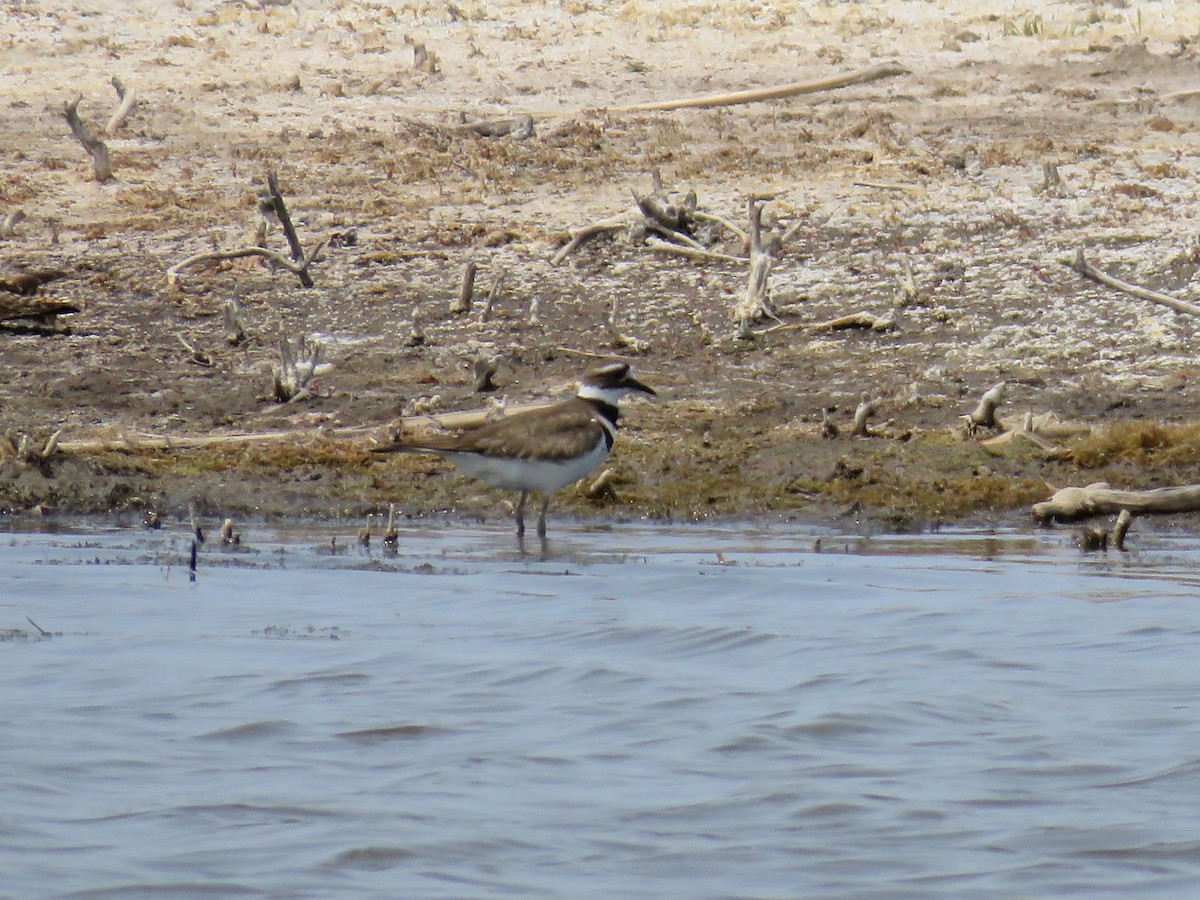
[{"left": 445, "top": 440, "right": 610, "bottom": 494}]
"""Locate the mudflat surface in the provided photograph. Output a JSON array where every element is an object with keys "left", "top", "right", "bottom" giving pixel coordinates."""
[{"left": 2, "top": 1, "right": 1200, "bottom": 528}]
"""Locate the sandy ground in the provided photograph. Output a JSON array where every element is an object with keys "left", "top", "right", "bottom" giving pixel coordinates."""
[{"left": 2, "top": 0, "right": 1200, "bottom": 530}]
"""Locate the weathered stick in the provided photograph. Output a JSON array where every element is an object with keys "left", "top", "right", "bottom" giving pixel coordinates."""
[
  {"left": 645, "top": 237, "right": 745, "bottom": 264},
  {"left": 452, "top": 260, "right": 476, "bottom": 314},
  {"left": 480, "top": 267, "right": 506, "bottom": 322},
  {"left": 1063, "top": 249, "right": 1200, "bottom": 317},
  {"left": 62, "top": 96, "right": 113, "bottom": 182},
  {"left": 105, "top": 76, "right": 137, "bottom": 135},
  {"left": 1033, "top": 482, "right": 1200, "bottom": 523},
  {"left": 265, "top": 171, "right": 313, "bottom": 287},
  {"left": 1112, "top": 508, "right": 1133, "bottom": 551},
  {"left": 760, "top": 310, "right": 894, "bottom": 335},
  {"left": 853, "top": 397, "right": 880, "bottom": 437},
  {"left": 166, "top": 240, "right": 326, "bottom": 287},
  {"left": 607, "top": 63, "right": 908, "bottom": 113},
  {"left": 733, "top": 196, "right": 776, "bottom": 337},
  {"left": 550, "top": 218, "right": 627, "bottom": 266}
]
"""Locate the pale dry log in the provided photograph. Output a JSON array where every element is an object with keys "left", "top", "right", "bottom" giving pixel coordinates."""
[
  {"left": 62, "top": 96, "right": 113, "bottom": 182},
  {"left": 105, "top": 76, "right": 137, "bottom": 135},
  {"left": 607, "top": 63, "right": 908, "bottom": 113},
  {"left": 1033, "top": 482, "right": 1200, "bottom": 523},
  {"left": 1063, "top": 249, "right": 1200, "bottom": 317}
]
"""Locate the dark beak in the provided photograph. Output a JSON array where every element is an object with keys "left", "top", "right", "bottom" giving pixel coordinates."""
[{"left": 625, "top": 375, "right": 656, "bottom": 396}]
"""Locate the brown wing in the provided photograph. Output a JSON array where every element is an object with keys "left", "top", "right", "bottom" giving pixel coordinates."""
[
  {"left": 373, "top": 399, "right": 606, "bottom": 461},
  {"left": 460, "top": 401, "right": 607, "bottom": 460}
]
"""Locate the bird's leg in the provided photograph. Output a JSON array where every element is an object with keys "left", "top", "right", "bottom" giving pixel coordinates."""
[
  {"left": 515, "top": 490, "right": 528, "bottom": 538},
  {"left": 536, "top": 494, "right": 550, "bottom": 539}
]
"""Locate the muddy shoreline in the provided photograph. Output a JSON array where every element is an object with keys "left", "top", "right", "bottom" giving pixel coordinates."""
[{"left": 3, "top": 2, "right": 1200, "bottom": 533}]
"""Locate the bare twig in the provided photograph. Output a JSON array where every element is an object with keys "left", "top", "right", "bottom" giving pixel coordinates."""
[
  {"left": 105, "top": 76, "right": 138, "bottom": 135},
  {"left": 62, "top": 96, "right": 113, "bottom": 182},
  {"left": 1062, "top": 248, "right": 1200, "bottom": 317}
]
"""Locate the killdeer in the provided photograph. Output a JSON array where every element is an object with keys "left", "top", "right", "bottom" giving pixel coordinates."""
[{"left": 371, "top": 362, "right": 655, "bottom": 539}]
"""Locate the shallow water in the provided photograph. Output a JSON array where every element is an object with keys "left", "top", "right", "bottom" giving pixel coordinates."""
[{"left": 3, "top": 521, "right": 1200, "bottom": 898}]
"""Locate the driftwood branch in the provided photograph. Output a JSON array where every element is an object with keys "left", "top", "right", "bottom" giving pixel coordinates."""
[
  {"left": 550, "top": 218, "right": 627, "bottom": 266},
  {"left": 1112, "top": 508, "right": 1134, "bottom": 551},
  {"left": 733, "top": 195, "right": 777, "bottom": 337},
  {"left": 1033, "top": 482, "right": 1200, "bottom": 523},
  {"left": 265, "top": 171, "right": 313, "bottom": 287},
  {"left": 966, "top": 381, "right": 1006, "bottom": 432},
  {"left": 480, "top": 267, "right": 506, "bottom": 321},
  {"left": 452, "top": 260, "right": 476, "bottom": 315},
  {"left": 105, "top": 76, "right": 138, "bottom": 135},
  {"left": 644, "top": 237, "right": 744, "bottom": 264},
  {"left": 607, "top": 63, "right": 908, "bottom": 113},
  {"left": 166, "top": 240, "right": 327, "bottom": 287},
  {"left": 1062, "top": 249, "right": 1200, "bottom": 317},
  {"left": 852, "top": 397, "right": 880, "bottom": 437},
  {"left": 62, "top": 96, "right": 113, "bottom": 182}
]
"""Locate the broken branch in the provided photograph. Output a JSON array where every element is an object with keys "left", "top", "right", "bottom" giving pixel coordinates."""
[
  {"left": 62, "top": 96, "right": 113, "bottom": 182},
  {"left": 265, "top": 171, "right": 313, "bottom": 287},
  {"left": 166, "top": 240, "right": 327, "bottom": 287},
  {"left": 607, "top": 63, "right": 908, "bottom": 113},
  {"left": 105, "top": 76, "right": 138, "bottom": 135},
  {"left": 1063, "top": 248, "right": 1200, "bottom": 317}
]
